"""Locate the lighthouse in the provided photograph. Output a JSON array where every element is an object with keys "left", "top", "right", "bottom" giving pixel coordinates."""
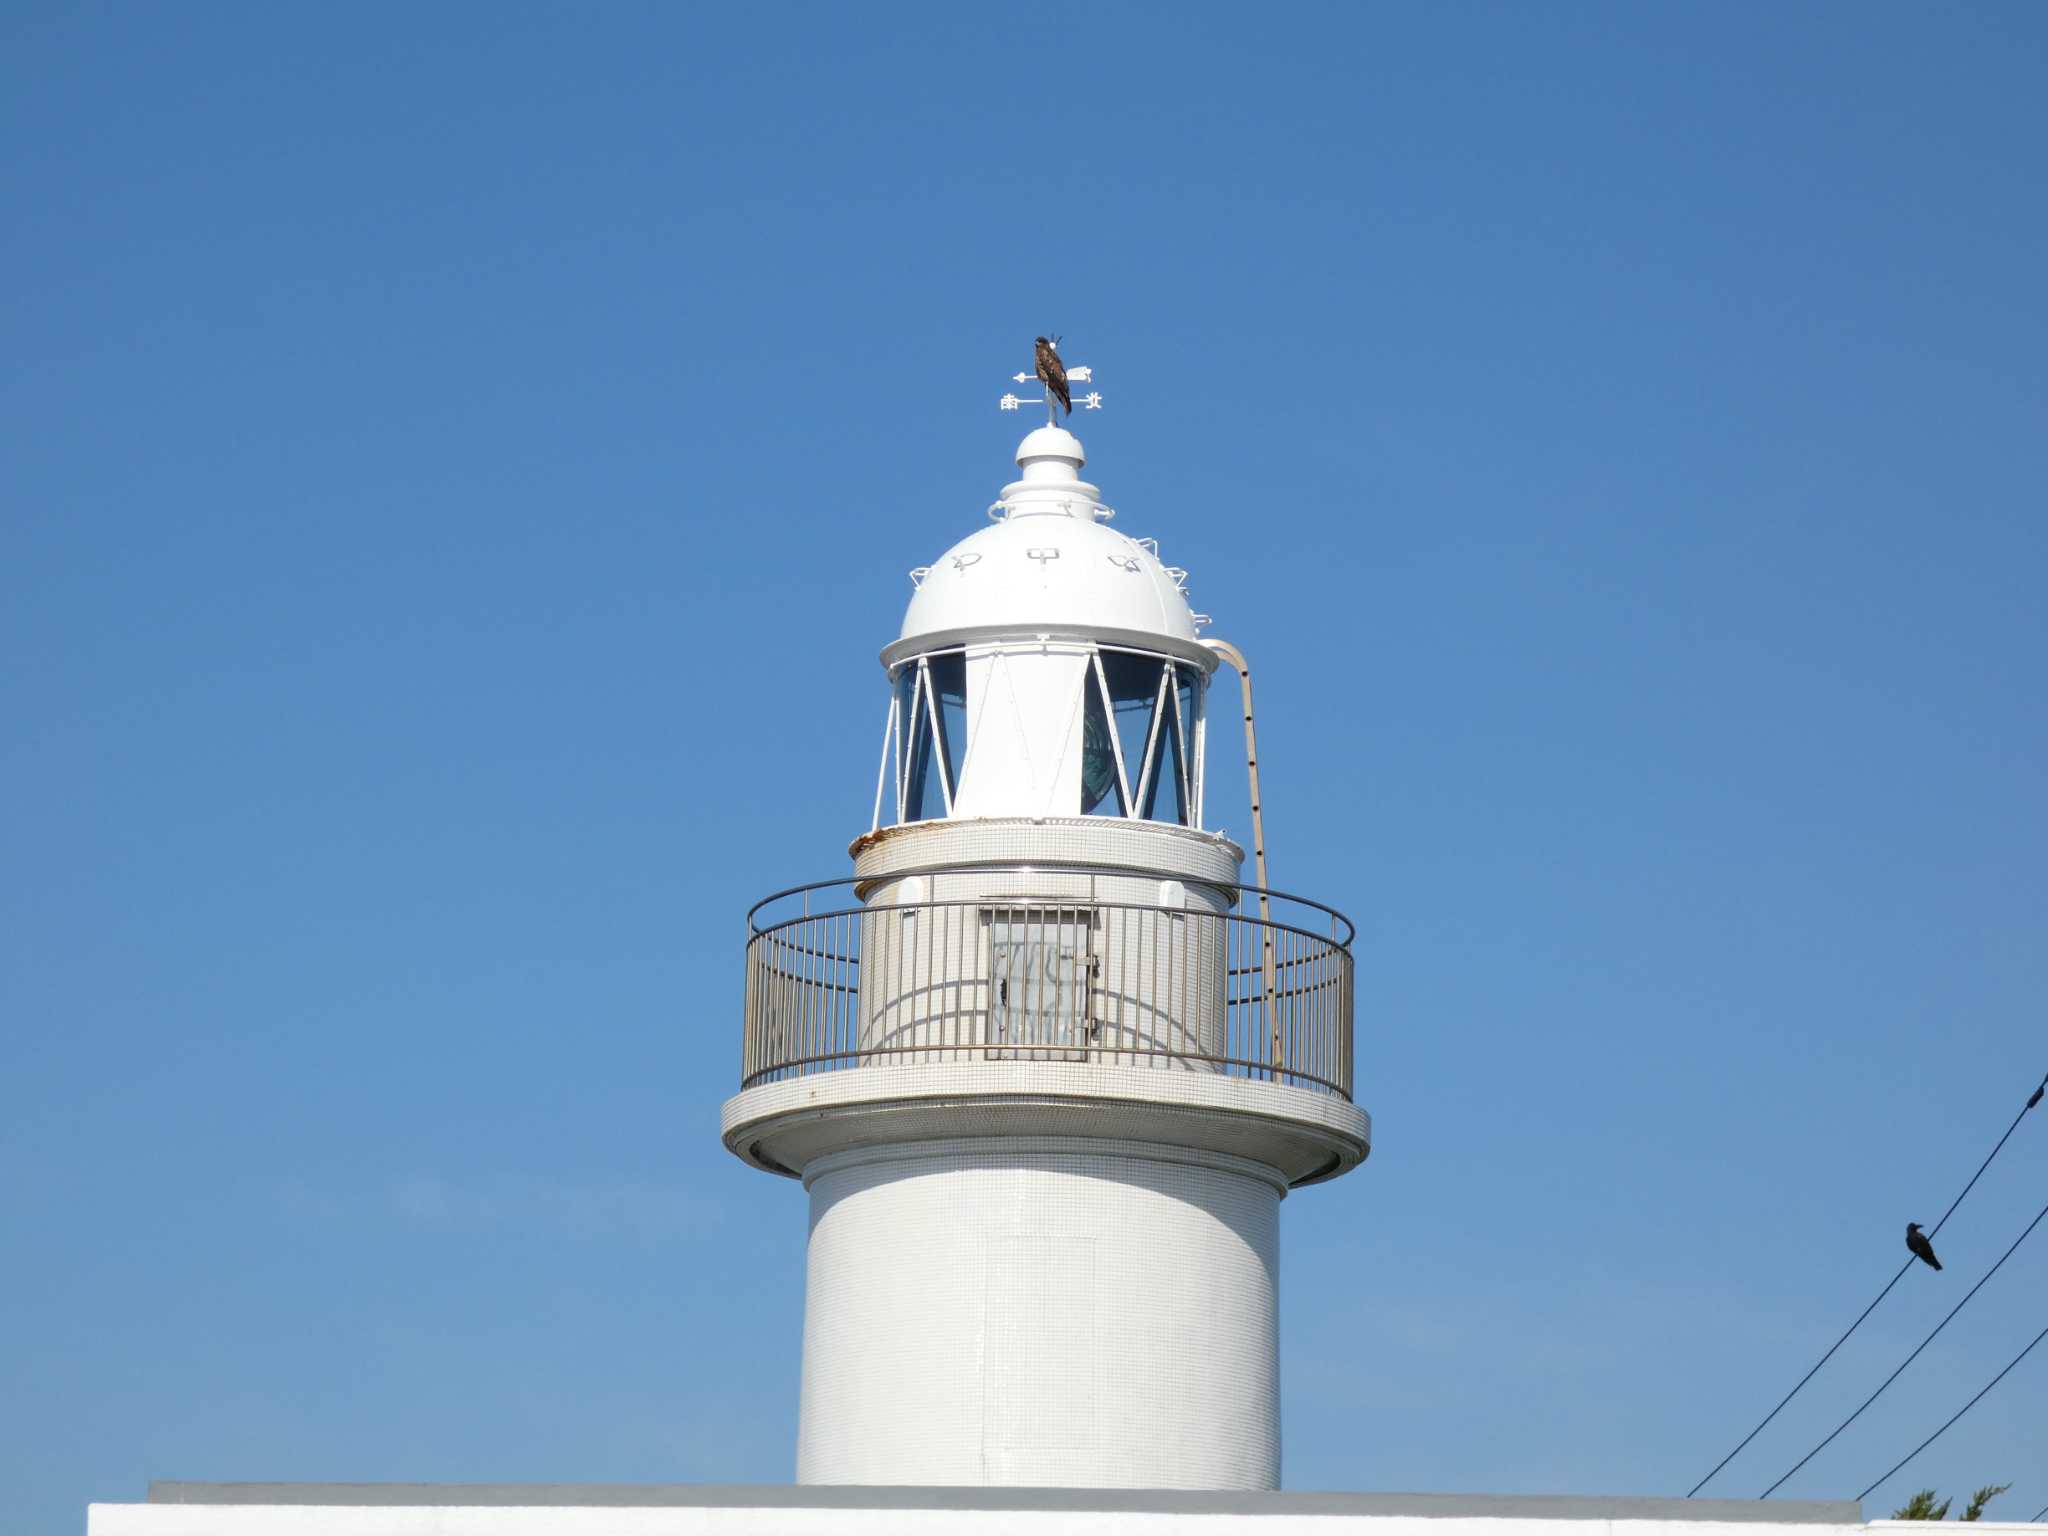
[
  {"left": 721, "top": 363, "right": 1371, "bottom": 1491},
  {"left": 85, "top": 363, "right": 1880, "bottom": 1536}
]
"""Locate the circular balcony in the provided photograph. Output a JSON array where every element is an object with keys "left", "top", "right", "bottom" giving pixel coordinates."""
[
  {"left": 725, "top": 868, "right": 1368, "bottom": 1186},
  {"left": 738, "top": 868, "right": 1356, "bottom": 1100}
]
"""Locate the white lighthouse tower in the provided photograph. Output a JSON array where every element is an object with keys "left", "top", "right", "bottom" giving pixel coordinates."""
[{"left": 722, "top": 369, "right": 1370, "bottom": 1491}]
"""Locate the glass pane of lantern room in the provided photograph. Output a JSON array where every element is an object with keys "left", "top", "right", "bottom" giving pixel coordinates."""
[
  {"left": 929, "top": 652, "right": 967, "bottom": 808},
  {"left": 1100, "top": 651, "right": 1164, "bottom": 813},
  {"left": 1080, "top": 661, "right": 1124, "bottom": 816},
  {"left": 1145, "top": 682, "right": 1188, "bottom": 826},
  {"left": 897, "top": 664, "right": 943, "bottom": 822}
]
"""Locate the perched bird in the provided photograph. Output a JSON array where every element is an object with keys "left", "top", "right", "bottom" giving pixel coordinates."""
[
  {"left": 1906, "top": 1222, "right": 1943, "bottom": 1271},
  {"left": 1035, "top": 335, "right": 1071, "bottom": 417},
  {"left": 2028, "top": 1079, "right": 2044, "bottom": 1111}
]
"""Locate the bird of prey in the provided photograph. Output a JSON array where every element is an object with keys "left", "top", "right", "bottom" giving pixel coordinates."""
[
  {"left": 1035, "top": 335, "right": 1071, "bottom": 417},
  {"left": 1906, "top": 1222, "right": 1943, "bottom": 1271}
]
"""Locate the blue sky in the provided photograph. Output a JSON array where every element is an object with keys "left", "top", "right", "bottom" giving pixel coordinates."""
[{"left": 4, "top": 4, "right": 2046, "bottom": 1531}]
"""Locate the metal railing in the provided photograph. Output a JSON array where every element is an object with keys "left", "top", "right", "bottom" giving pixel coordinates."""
[{"left": 741, "top": 871, "right": 1355, "bottom": 1099}]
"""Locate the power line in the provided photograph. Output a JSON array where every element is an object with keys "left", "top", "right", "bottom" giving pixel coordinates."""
[
  {"left": 1688, "top": 1070, "right": 2047, "bottom": 1497},
  {"left": 1758, "top": 1194, "right": 2048, "bottom": 1496},
  {"left": 2031, "top": 1500, "right": 2047, "bottom": 1523},
  {"left": 1685, "top": 1258, "right": 1918, "bottom": 1497},
  {"left": 1856, "top": 1317, "right": 2048, "bottom": 1502}
]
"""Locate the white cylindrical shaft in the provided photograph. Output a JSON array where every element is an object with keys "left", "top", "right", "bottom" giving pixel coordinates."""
[{"left": 796, "top": 1138, "right": 1282, "bottom": 1489}]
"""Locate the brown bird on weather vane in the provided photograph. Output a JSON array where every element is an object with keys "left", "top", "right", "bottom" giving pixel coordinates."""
[
  {"left": 1035, "top": 335, "right": 1072, "bottom": 418},
  {"left": 998, "top": 339, "right": 1101, "bottom": 420}
]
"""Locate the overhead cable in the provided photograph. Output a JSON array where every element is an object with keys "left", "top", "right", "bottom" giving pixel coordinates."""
[
  {"left": 1855, "top": 1317, "right": 2048, "bottom": 1502},
  {"left": 1688, "top": 1069, "right": 2047, "bottom": 1497},
  {"left": 1759, "top": 1194, "right": 2048, "bottom": 1497}
]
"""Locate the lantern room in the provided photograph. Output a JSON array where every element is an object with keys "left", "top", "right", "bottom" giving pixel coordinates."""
[{"left": 874, "top": 425, "right": 1217, "bottom": 829}]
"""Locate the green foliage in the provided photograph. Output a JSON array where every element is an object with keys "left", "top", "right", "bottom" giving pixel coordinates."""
[
  {"left": 1961, "top": 1484, "right": 2010, "bottom": 1522},
  {"left": 1889, "top": 1486, "right": 2009, "bottom": 1521},
  {"left": 1893, "top": 1490, "right": 1950, "bottom": 1520}
]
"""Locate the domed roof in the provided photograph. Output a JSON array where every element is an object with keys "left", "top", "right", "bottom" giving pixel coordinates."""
[{"left": 889, "top": 427, "right": 1210, "bottom": 667}]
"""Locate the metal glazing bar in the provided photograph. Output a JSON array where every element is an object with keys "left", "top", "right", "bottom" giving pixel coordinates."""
[
  {"left": 919, "top": 658, "right": 954, "bottom": 817},
  {"left": 872, "top": 695, "right": 897, "bottom": 834},
  {"left": 1134, "top": 664, "right": 1170, "bottom": 819},
  {"left": 1166, "top": 667, "right": 1191, "bottom": 821}
]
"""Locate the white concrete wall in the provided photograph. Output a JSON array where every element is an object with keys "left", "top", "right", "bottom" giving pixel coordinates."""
[
  {"left": 953, "top": 646, "right": 1090, "bottom": 819},
  {"left": 796, "top": 1137, "right": 1283, "bottom": 1488},
  {"left": 91, "top": 1506, "right": 1912, "bottom": 1536}
]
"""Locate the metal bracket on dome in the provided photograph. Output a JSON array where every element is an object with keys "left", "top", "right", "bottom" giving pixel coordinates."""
[
  {"left": 986, "top": 500, "right": 1012, "bottom": 521},
  {"left": 908, "top": 566, "right": 931, "bottom": 589}
]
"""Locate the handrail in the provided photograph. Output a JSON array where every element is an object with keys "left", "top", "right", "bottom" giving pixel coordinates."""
[
  {"left": 746, "top": 867, "right": 1355, "bottom": 947},
  {"left": 753, "top": 894, "right": 1351, "bottom": 957}
]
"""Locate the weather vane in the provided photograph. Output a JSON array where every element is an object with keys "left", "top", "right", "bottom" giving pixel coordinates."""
[{"left": 999, "top": 335, "right": 1103, "bottom": 425}]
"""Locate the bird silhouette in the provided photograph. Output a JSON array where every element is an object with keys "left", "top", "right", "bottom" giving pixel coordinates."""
[{"left": 1906, "top": 1222, "right": 1943, "bottom": 1271}]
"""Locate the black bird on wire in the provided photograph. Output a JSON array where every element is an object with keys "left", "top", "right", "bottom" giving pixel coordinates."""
[
  {"left": 1035, "top": 335, "right": 1071, "bottom": 418},
  {"left": 1905, "top": 1222, "right": 1943, "bottom": 1271}
]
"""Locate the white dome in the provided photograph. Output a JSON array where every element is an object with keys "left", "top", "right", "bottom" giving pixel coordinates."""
[
  {"left": 892, "top": 428, "right": 1208, "bottom": 665},
  {"left": 900, "top": 517, "right": 1199, "bottom": 646}
]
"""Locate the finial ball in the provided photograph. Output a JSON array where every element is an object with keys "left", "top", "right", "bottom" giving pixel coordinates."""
[{"left": 1016, "top": 424, "right": 1085, "bottom": 470}]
